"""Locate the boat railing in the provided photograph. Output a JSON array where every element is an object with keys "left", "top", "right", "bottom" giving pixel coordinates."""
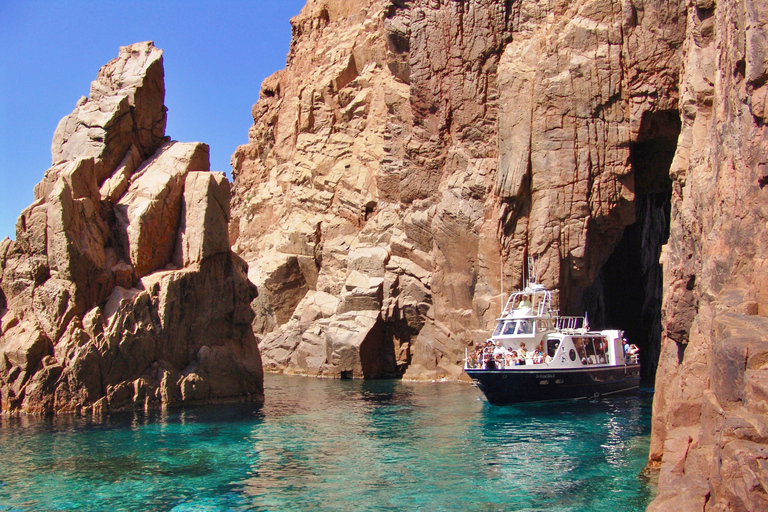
[
  {"left": 465, "top": 345, "right": 549, "bottom": 370},
  {"left": 555, "top": 316, "right": 588, "bottom": 333},
  {"left": 502, "top": 289, "right": 553, "bottom": 318}
]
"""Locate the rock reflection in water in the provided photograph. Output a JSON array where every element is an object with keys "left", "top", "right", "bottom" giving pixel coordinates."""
[{"left": 0, "top": 374, "right": 653, "bottom": 511}]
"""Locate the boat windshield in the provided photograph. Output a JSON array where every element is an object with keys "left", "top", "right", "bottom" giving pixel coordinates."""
[
  {"left": 494, "top": 320, "right": 537, "bottom": 336},
  {"left": 517, "top": 320, "right": 534, "bottom": 335}
]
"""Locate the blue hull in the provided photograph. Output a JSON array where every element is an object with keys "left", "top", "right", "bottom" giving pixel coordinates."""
[{"left": 465, "top": 364, "right": 641, "bottom": 405}]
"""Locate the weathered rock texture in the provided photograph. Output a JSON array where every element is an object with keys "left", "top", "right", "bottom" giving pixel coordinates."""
[
  {"left": 0, "top": 42, "right": 262, "bottom": 414},
  {"left": 229, "top": 0, "right": 768, "bottom": 508},
  {"left": 646, "top": 0, "right": 768, "bottom": 510},
  {"left": 230, "top": 0, "right": 681, "bottom": 381}
]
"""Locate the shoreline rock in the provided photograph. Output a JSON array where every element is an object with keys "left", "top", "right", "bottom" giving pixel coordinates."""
[{"left": 0, "top": 41, "right": 263, "bottom": 415}]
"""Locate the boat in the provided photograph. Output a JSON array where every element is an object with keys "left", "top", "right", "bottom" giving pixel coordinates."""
[{"left": 464, "top": 263, "right": 640, "bottom": 405}]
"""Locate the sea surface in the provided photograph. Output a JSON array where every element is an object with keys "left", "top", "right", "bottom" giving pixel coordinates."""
[{"left": 0, "top": 374, "right": 655, "bottom": 511}]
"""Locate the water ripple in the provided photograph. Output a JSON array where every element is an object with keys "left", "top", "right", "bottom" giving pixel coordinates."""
[{"left": 0, "top": 376, "right": 654, "bottom": 511}]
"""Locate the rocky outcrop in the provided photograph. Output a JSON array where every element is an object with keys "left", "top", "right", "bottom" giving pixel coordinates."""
[
  {"left": 646, "top": 0, "right": 768, "bottom": 509},
  {"left": 230, "top": 0, "right": 681, "bottom": 381},
  {"left": 0, "top": 42, "right": 262, "bottom": 414}
]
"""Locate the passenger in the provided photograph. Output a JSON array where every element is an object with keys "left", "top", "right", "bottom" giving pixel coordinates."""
[
  {"left": 518, "top": 342, "right": 528, "bottom": 359},
  {"left": 473, "top": 346, "right": 485, "bottom": 368},
  {"left": 503, "top": 322, "right": 515, "bottom": 335},
  {"left": 533, "top": 349, "right": 543, "bottom": 364},
  {"left": 622, "top": 339, "right": 639, "bottom": 355}
]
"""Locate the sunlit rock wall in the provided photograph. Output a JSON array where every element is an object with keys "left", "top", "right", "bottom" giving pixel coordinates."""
[
  {"left": 230, "top": 0, "right": 682, "bottom": 381},
  {"left": 0, "top": 42, "right": 263, "bottom": 414},
  {"left": 647, "top": 0, "right": 768, "bottom": 509}
]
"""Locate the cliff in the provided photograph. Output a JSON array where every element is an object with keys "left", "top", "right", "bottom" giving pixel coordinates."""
[
  {"left": 647, "top": 0, "right": 768, "bottom": 509},
  {"left": 0, "top": 42, "right": 263, "bottom": 414},
  {"left": 230, "top": 0, "right": 680, "bottom": 381},
  {"left": 229, "top": 0, "right": 768, "bottom": 509}
]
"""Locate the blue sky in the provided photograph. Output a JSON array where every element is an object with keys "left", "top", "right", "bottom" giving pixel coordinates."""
[{"left": 0, "top": 0, "right": 307, "bottom": 240}]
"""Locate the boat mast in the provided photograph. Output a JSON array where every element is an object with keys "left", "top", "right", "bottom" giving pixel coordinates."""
[
  {"left": 500, "top": 253, "right": 504, "bottom": 315},
  {"left": 527, "top": 255, "right": 537, "bottom": 286}
]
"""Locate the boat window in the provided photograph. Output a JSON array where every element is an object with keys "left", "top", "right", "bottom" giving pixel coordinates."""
[
  {"left": 547, "top": 339, "right": 560, "bottom": 357},
  {"left": 516, "top": 320, "right": 533, "bottom": 335},
  {"left": 573, "top": 337, "right": 588, "bottom": 364},
  {"left": 492, "top": 321, "right": 504, "bottom": 336},
  {"left": 502, "top": 321, "right": 516, "bottom": 335},
  {"left": 579, "top": 336, "right": 609, "bottom": 364}
]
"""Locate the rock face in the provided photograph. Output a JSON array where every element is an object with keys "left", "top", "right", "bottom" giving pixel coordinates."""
[
  {"left": 229, "top": 0, "right": 768, "bottom": 509},
  {"left": 230, "top": 0, "right": 681, "bottom": 381},
  {"left": 646, "top": 0, "right": 768, "bottom": 510},
  {"left": 0, "top": 42, "right": 262, "bottom": 414}
]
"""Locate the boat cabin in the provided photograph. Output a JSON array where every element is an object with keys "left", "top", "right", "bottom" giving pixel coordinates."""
[{"left": 542, "top": 330, "right": 624, "bottom": 369}]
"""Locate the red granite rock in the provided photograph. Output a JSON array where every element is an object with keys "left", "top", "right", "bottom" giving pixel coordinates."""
[{"left": 0, "top": 42, "right": 262, "bottom": 414}]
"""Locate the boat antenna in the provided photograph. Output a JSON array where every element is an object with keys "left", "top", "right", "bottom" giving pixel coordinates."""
[
  {"left": 500, "top": 253, "right": 504, "bottom": 315},
  {"left": 527, "top": 255, "right": 537, "bottom": 285}
]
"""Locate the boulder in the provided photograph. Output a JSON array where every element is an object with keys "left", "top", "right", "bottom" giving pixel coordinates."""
[{"left": 115, "top": 141, "right": 210, "bottom": 277}]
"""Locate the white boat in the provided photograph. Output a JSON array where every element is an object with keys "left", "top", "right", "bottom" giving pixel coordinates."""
[{"left": 464, "top": 267, "right": 640, "bottom": 405}]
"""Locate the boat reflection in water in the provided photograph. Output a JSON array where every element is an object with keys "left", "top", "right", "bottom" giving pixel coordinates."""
[{"left": 465, "top": 264, "right": 640, "bottom": 405}]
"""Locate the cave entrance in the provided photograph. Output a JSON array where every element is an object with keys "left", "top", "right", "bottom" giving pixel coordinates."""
[{"left": 585, "top": 110, "right": 680, "bottom": 384}]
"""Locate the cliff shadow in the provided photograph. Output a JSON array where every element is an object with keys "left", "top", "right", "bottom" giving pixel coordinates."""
[{"left": 584, "top": 110, "right": 680, "bottom": 384}]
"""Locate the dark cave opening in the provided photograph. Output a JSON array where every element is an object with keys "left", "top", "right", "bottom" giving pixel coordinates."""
[{"left": 584, "top": 110, "right": 680, "bottom": 384}]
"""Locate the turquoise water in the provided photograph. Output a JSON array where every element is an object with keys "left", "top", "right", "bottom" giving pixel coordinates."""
[{"left": 0, "top": 374, "right": 655, "bottom": 511}]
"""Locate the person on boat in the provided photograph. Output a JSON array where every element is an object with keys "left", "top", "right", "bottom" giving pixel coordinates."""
[
  {"left": 518, "top": 342, "right": 528, "bottom": 358},
  {"left": 470, "top": 346, "right": 483, "bottom": 368},
  {"left": 532, "top": 349, "right": 543, "bottom": 364},
  {"left": 622, "top": 339, "right": 639, "bottom": 355}
]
